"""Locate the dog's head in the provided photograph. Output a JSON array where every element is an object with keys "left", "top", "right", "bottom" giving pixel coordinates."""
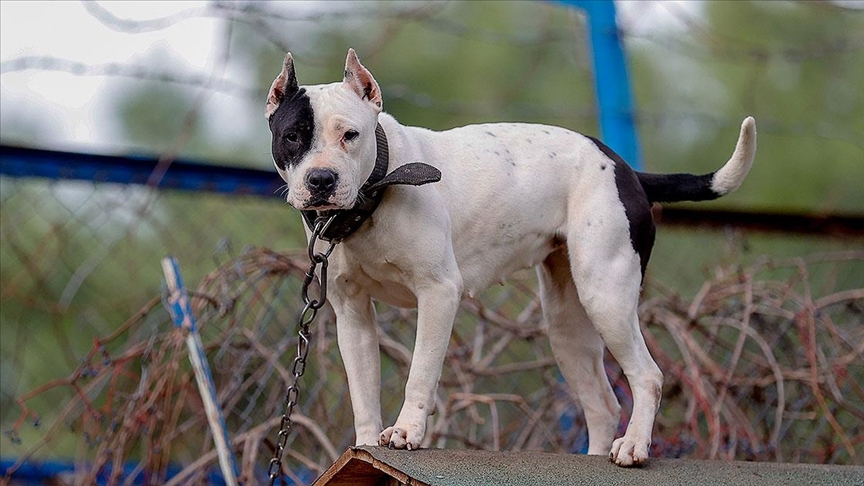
[{"left": 265, "top": 49, "right": 383, "bottom": 211}]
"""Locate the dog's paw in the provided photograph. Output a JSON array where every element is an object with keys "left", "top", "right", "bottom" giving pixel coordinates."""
[
  {"left": 378, "top": 422, "right": 424, "bottom": 451},
  {"left": 609, "top": 436, "right": 650, "bottom": 467}
]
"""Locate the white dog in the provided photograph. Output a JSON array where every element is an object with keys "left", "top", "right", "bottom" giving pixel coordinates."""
[{"left": 266, "top": 49, "right": 756, "bottom": 466}]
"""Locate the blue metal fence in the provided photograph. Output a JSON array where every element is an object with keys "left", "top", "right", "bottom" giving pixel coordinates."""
[
  {"left": 0, "top": 145, "right": 281, "bottom": 197},
  {"left": 0, "top": 459, "right": 232, "bottom": 486}
]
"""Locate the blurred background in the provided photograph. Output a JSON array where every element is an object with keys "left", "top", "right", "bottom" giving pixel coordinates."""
[{"left": 1, "top": 1, "right": 862, "bottom": 484}]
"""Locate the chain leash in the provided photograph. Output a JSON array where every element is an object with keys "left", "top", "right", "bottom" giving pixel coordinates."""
[{"left": 268, "top": 216, "right": 337, "bottom": 485}]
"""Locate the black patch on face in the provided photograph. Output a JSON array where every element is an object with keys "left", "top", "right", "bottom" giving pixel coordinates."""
[
  {"left": 587, "top": 136, "right": 656, "bottom": 278},
  {"left": 269, "top": 88, "right": 314, "bottom": 171}
]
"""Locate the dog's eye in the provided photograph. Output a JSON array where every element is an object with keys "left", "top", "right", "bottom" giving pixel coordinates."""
[
  {"left": 344, "top": 130, "right": 359, "bottom": 142},
  {"left": 284, "top": 131, "right": 298, "bottom": 143}
]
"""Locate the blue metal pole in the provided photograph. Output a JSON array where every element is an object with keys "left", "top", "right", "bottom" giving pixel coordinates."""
[
  {"left": 162, "top": 257, "right": 240, "bottom": 485},
  {"left": 556, "top": 0, "right": 642, "bottom": 169}
]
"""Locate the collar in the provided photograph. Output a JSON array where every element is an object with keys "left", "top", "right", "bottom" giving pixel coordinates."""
[{"left": 301, "top": 123, "right": 441, "bottom": 242}]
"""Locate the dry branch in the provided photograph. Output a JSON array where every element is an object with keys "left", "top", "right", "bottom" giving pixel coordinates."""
[{"left": 4, "top": 250, "right": 862, "bottom": 483}]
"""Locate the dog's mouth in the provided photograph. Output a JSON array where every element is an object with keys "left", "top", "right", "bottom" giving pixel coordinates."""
[
  {"left": 301, "top": 190, "right": 356, "bottom": 211},
  {"left": 303, "top": 198, "right": 340, "bottom": 211}
]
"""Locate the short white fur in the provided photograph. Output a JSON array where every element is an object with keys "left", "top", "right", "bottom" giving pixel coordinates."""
[{"left": 266, "top": 49, "right": 756, "bottom": 466}]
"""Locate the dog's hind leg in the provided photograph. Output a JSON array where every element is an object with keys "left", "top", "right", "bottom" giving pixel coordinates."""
[
  {"left": 566, "top": 228, "right": 662, "bottom": 466},
  {"left": 537, "top": 248, "right": 621, "bottom": 455}
]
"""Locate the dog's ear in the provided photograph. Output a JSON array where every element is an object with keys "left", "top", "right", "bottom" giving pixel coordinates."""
[
  {"left": 265, "top": 52, "right": 299, "bottom": 120},
  {"left": 343, "top": 48, "right": 382, "bottom": 112}
]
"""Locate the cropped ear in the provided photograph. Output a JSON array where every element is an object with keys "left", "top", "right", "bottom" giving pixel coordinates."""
[
  {"left": 265, "top": 52, "right": 299, "bottom": 119},
  {"left": 343, "top": 48, "right": 382, "bottom": 111}
]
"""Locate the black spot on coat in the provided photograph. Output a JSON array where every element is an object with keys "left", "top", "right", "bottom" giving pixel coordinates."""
[{"left": 587, "top": 136, "right": 655, "bottom": 278}]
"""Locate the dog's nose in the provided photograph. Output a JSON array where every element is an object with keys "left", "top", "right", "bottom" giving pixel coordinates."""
[{"left": 306, "top": 168, "right": 338, "bottom": 194}]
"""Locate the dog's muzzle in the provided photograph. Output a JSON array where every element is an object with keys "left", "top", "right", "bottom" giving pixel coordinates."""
[
  {"left": 305, "top": 168, "right": 338, "bottom": 202},
  {"left": 300, "top": 123, "right": 441, "bottom": 242}
]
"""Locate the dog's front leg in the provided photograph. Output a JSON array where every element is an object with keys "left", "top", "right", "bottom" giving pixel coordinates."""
[
  {"left": 331, "top": 290, "right": 383, "bottom": 446},
  {"left": 379, "top": 280, "right": 461, "bottom": 450}
]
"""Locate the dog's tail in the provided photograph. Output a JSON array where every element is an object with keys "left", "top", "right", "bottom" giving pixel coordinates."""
[{"left": 637, "top": 116, "right": 756, "bottom": 203}]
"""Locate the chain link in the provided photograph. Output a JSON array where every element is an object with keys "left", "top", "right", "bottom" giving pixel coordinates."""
[{"left": 268, "top": 216, "right": 337, "bottom": 485}]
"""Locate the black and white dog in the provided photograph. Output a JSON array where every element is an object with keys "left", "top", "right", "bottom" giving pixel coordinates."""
[{"left": 266, "top": 49, "right": 756, "bottom": 466}]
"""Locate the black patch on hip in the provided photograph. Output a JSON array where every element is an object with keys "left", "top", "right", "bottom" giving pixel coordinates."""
[
  {"left": 269, "top": 88, "right": 315, "bottom": 171},
  {"left": 587, "top": 136, "right": 656, "bottom": 278}
]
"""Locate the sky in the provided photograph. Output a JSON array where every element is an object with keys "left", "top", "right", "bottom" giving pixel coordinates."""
[
  {"left": 0, "top": 0, "right": 703, "bottom": 154},
  {"left": 1, "top": 1, "right": 219, "bottom": 151}
]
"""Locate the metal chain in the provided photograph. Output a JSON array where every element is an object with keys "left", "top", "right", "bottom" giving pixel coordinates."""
[{"left": 268, "top": 216, "right": 337, "bottom": 485}]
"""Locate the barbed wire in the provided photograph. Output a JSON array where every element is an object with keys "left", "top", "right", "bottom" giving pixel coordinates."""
[
  {"left": 644, "top": 1, "right": 864, "bottom": 62},
  {"left": 79, "top": 1, "right": 447, "bottom": 33},
  {"left": 623, "top": 30, "right": 864, "bottom": 64},
  {"left": 2, "top": 1, "right": 860, "bottom": 155},
  {"left": 0, "top": 56, "right": 256, "bottom": 99},
  {"left": 634, "top": 110, "right": 864, "bottom": 151},
  {"left": 404, "top": 14, "right": 579, "bottom": 48},
  {"left": 6, "top": 55, "right": 861, "bottom": 153}
]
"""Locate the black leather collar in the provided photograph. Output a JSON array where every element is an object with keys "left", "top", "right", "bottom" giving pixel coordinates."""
[{"left": 301, "top": 123, "right": 441, "bottom": 242}]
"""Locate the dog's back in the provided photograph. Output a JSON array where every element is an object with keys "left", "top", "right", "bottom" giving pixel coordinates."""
[{"left": 385, "top": 115, "right": 756, "bottom": 293}]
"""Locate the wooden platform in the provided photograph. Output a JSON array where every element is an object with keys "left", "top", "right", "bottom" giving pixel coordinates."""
[{"left": 313, "top": 446, "right": 863, "bottom": 486}]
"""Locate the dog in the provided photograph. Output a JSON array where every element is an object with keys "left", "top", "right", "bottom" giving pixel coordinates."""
[{"left": 265, "top": 49, "right": 756, "bottom": 466}]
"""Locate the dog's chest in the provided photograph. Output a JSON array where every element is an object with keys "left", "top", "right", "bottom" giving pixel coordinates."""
[{"left": 330, "top": 251, "right": 420, "bottom": 308}]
